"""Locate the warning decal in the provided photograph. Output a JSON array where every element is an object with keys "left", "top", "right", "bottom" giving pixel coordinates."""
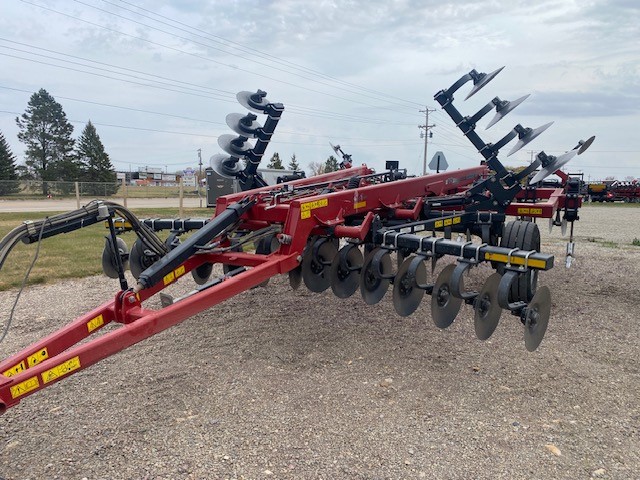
[
  {"left": 87, "top": 314, "right": 104, "bottom": 333},
  {"left": 3, "top": 361, "right": 26, "bottom": 378},
  {"left": 10, "top": 376, "right": 39, "bottom": 399},
  {"left": 27, "top": 348, "right": 49, "bottom": 367},
  {"left": 300, "top": 198, "right": 329, "bottom": 219},
  {"left": 42, "top": 356, "right": 81, "bottom": 384}
]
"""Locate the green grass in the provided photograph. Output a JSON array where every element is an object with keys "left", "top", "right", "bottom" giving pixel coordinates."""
[
  {"left": 0, "top": 208, "right": 210, "bottom": 291},
  {"left": 632, "top": 238, "right": 640, "bottom": 247}
]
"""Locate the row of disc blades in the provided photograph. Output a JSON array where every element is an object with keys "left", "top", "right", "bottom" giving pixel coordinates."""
[{"left": 293, "top": 240, "right": 550, "bottom": 351}]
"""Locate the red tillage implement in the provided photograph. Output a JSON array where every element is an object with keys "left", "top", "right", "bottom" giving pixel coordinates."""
[{"left": 0, "top": 67, "right": 594, "bottom": 414}]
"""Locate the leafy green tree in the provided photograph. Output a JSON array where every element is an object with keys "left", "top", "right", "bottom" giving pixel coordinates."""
[
  {"left": 324, "top": 155, "right": 339, "bottom": 173},
  {"left": 76, "top": 120, "right": 117, "bottom": 195},
  {"left": 0, "top": 131, "right": 19, "bottom": 195},
  {"left": 288, "top": 153, "right": 300, "bottom": 171},
  {"left": 16, "top": 89, "right": 76, "bottom": 195},
  {"left": 267, "top": 152, "right": 284, "bottom": 169}
]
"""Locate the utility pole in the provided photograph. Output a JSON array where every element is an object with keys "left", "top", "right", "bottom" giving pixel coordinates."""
[
  {"left": 197, "top": 148, "right": 203, "bottom": 208},
  {"left": 418, "top": 107, "right": 436, "bottom": 175}
]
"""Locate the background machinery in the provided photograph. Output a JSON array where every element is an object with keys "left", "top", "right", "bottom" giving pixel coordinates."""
[{"left": 0, "top": 67, "right": 594, "bottom": 414}]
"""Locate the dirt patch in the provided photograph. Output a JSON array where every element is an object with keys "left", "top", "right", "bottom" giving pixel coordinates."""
[{"left": 0, "top": 205, "right": 639, "bottom": 479}]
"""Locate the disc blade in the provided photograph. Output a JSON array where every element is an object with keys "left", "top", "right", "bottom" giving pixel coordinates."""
[
  {"left": 236, "top": 90, "right": 270, "bottom": 113},
  {"left": 302, "top": 240, "right": 338, "bottom": 293},
  {"left": 474, "top": 273, "right": 503, "bottom": 340},
  {"left": 210, "top": 153, "right": 243, "bottom": 179},
  {"left": 289, "top": 265, "right": 302, "bottom": 290},
  {"left": 529, "top": 149, "right": 579, "bottom": 184},
  {"left": 392, "top": 256, "right": 426, "bottom": 317},
  {"left": 560, "top": 218, "right": 568, "bottom": 236},
  {"left": 226, "top": 112, "right": 263, "bottom": 138},
  {"left": 465, "top": 66, "right": 505, "bottom": 100},
  {"left": 192, "top": 263, "right": 213, "bottom": 285},
  {"left": 360, "top": 248, "right": 392, "bottom": 305},
  {"left": 101, "top": 237, "right": 129, "bottom": 279},
  {"left": 508, "top": 121, "right": 554, "bottom": 157},
  {"left": 486, "top": 94, "right": 530, "bottom": 129},
  {"left": 548, "top": 218, "right": 554, "bottom": 234},
  {"left": 330, "top": 246, "right": 363, "bottom": 298},
  {"left": 218, "top": 133, "right": 254, "bottom": 158},
  {"left": 524, "top": 285, "right": 551, "bottom": 351},
  {"left": 129, "top": 239, "right": 157, "bottom": 280},
  {"left": 577, "top": 135, "right": 596, "bottom": 155},
  {"left": 431, "top": 264, "right": 463, "bottom": 328}
]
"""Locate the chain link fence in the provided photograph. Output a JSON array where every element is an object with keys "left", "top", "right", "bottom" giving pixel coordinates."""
[{"left": 0, "top": 180, "right": 201, "bottom": 199}]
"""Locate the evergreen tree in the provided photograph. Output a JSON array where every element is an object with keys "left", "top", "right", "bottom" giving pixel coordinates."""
[
  {"left": 0, "top": 131, "right": 19, "bottom": 195},
  {"left": 324, "top": 155, "right": 339, "bottom": 173},
  {"left": 288, "top": 153, "right": 300, "bottom": 171},
  {"left": 267, "top": 152, "right": 284, "bottom": 169},
  {"left": 16, "top": 89, "right": 76, "bottom": 195},
  {"left": 76, "top": 120, "right": 116, "bottom": 195}
]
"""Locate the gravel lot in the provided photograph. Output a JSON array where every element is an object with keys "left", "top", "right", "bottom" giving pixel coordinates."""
[{"left": 0, "top": 204, "right": 639, "bottom": 480}]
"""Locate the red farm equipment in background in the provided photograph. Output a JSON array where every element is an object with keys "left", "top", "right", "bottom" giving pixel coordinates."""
[{"left": 0, "top": 67, "right": 595, "bottom": 414}]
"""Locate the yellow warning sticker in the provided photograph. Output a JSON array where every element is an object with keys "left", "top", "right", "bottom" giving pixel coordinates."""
[
  {"left": 354, "top": 201, "right": 367, "bottom": 210},
  {"left": 27, "top": 348, "right": 49, "bottom": 367},
  {"left": 3, "top": 361, "right": 26, "bottom": 378},
  {"left": 10, "top": 376, "right": 39, "bottom": 399},
  {"left": 300, "top": 198, "right": 328, "bottom": 219},
  {"left": 42, "top": 356, "right": 81, "bottom": 384},
  {"left": 163, "top": 271, "right": 175, "bottom": 285},
  {"left": 517, "top": 207, "right": 543, "bottom": 215},
  {"left": 434, "top": 216, "right": 462, "bottom": 228},
  {"left": 174, "top": 265, "right": 186, "bottom": 278},
  {"left": 87, "top": 314, "right": 104, "bottom": 333}
]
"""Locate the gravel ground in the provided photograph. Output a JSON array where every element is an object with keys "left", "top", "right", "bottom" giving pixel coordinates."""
[{"left": 0, "top": 204, "right": 639, "bottom": 480}]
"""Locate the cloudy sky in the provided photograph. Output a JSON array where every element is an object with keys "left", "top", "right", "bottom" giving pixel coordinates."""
[{"left": 1, "top": 0, "right": 638, "bottom": 180}]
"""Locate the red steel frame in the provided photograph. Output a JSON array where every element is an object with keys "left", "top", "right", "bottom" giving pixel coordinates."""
[{"left": 0, "top": 165, "right": 492, "bottom": 413}]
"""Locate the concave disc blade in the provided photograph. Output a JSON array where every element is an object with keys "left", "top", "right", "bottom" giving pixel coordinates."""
[
  {"left": 237, "top": 91, "right": 270, "bottom": 113},
  {"left": 289, "top": 265, "right": 302, "bottom": 290},
  {"left": 465, "top": 66, "right": 505, "bottom": 100},
  {"left": 192, "top": 263, "right": 213, "bottom": 285},
  {"left": 101, "top": 237, "right": 128, "bottom": 279},
  {"left": 560, "top": 218, "right": 568, "bottom": 236},
  {"left": 210, "top": 153, "right": 243, "bottom": 179},
  {"left": 577, "top": 135, "right": 595, "bottom": 155},
  {"left": 548, "top": 218, "right": 554, "bottom": 234},
  {"left": 486, "top": 94, "right": 530, "bottom": 129},
  {"left": 226, "top": 112, "right": 262, "bottom": 138},
  {"left": 474, "top": 273, "right": 503, "bottom": 340},
  {"left": 508, "top": 121, "right": 554, "bottom": 157},
  {"left": 431, "top": 264, "right": 462, "bottom": 328},
  {"left": 129, "top": 239, "right": 157, "bottom": 280},
  {"left": 393, "top": 256, "right": 426, "bottom": 317},
  {"left": 302, "top": 240, "right": 338, "bottom": 293},
  {"left": 330, "top": 246, "right": 363, "bottom": 299},
  {"left": 359, "top": 248, "right": 392, "bottom": 305},
  {"left": 524, "top": 285, "right": 551, "bottom": 352},
  {"left": 529, "top": 149, "right": 579, "bottom": 184}
]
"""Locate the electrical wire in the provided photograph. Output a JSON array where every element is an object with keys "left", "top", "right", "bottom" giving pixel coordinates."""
[{"left": 0, "top": 217, "right": 47, "bottom": 345}]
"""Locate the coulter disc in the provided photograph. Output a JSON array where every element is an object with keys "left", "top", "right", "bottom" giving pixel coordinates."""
[
  {"left": 101, "top": 237, "right": 129, "bottom": 279},
  {"left": 302, "top": 240, "right": 338, "bottom": 293},
  {"left": 474, "top": 273, "right": 503, "bottom": 340},
  {"left": 360, "top": 248, "right": 392, "bottom": 305},
  {"left": 524, "top": 286, "right": 551, "bottom": 352},
  {"left": 192, "top": 263, "right": 213, "bottom": 285},
  {"left": 392, "top": 256, "right": 426, "bottom": 317},
  {"left": 431, "top": 264, "right": 462, "bottom": 328},
  {"left": 289, "top": 265, "right": 302, "bottom": 290},
  {"left": 330, "top": 245, "right": 363, "bottom": 298},
  {"left": 129, "top": 239, "right": 157, "bottom": 280}
]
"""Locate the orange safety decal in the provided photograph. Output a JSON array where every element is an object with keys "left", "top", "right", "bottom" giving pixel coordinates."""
[{"left": 517, "top": 207, "right": 543, "bottom": 215}]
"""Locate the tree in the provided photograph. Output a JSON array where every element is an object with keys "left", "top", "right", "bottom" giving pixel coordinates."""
[
  {"left": 76, "top": 120, "right": 117, "bottom": 195},
  {"left": 308, "top": 161, "right": 325, "bottom": 176},
  {"left": 0, "top": 131, "right": 19, "bottom": 195},
  {"left": 324, "top": 155, "right": 339, "bottom": 173},
  {"left": 16, "top": 89, "right": 76, "bottom": 194},
  {"left": 267, "top": 152, "right": 284, "bottom": 169},
  {"left": 288, "top": 153, "right": 300, "bottom": 171}
]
